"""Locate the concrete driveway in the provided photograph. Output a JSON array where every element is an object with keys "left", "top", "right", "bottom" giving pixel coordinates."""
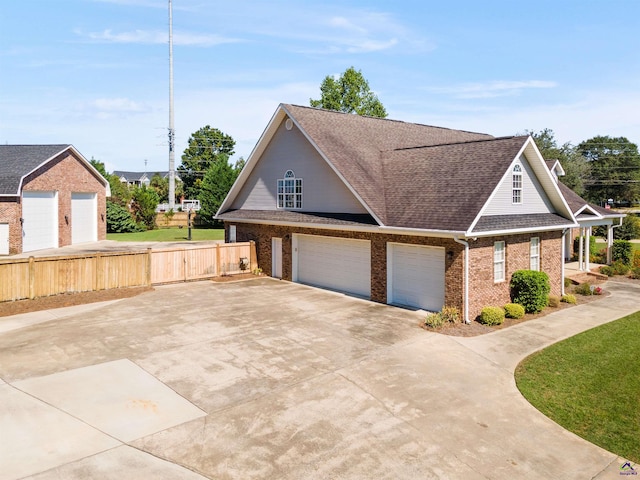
[{"left": 1, "top": 278, "right": 639, "bottom": 479}]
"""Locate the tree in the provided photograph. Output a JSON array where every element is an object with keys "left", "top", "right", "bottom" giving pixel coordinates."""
[
  {"left": 577, "top": 136, "right": 640, "bottom": 205},
  {"left": 197, "top": 154, "right": 241, "bottom": 226},
  {"left": 310, "top": 66, "right": 387, "bottom": 118},
  {"left": 106, "top": 200, "right": 141, "bottom": 233},
  {"left": 89, "top": 157, "right": 107, "bottom": 177},
  {"left": 529, "top": 129, "right": 588, "bottom": 196},
  {"left": 178, "top": 126, "right": 235, "bottom": 200},
  {"left": 130, "top": 185, "right": 159, "bottom": 230}
]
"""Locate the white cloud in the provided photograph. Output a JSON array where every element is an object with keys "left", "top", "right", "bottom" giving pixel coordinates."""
[
  {"left": 83, "top": 29, "right": 241, "bottom": 46},
  {"left": 428, "top": 80, "right": 558, "bottom": 99}
]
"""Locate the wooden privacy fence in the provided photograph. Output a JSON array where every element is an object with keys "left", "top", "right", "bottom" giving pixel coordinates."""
[{"left": 0, "top": 241, "right": 257, "bottom": 303}]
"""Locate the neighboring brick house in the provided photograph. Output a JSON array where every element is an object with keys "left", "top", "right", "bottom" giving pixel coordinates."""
[
  {"left": 217, "top": 104, "right": 579, "bottom": 321},
  {"left": 0, "top": 145, "right": 110, "bottom": 255}
]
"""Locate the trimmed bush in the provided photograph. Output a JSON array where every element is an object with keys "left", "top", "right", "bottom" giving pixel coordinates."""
[
  {"left": 504, "top": 303, "right": 525, "bottom": 319},
  {"left": 611, "top": 261, "right": 630, "bottom": 276},
  {"left": 564, "top": 277, "right": 573, "bottom": 288},
  {"left": 510, "top": 270, "right": 551, "bottom": 313},
  {"left": 479, "top": 306, "right": 505, "bottom": 326},
  {"left": 575, "top": 283, "right": 593, "bottom": 296},
  {"left": 633, "top": 251, "right": 640, "bottom": 269},
  {"left": 612, "top": 240, "right": 633, "bottom": 265},
  {"left": 573, "top": 235, "right": 597, "bottom": 259},
  {"left": 548, "top": 295, "right": 561, "bottom": 308},
  {"left": 561, "top": 294, "right": 577, "bottom": 304},
  {"left": 424, "top": 312, "right": 446, "bottom": 329},
  {"left": 599, "top": 265, "right": 615, "bottom": 277},
  {"left": 630, "top": 267, "right": 640, "bottom": 280}
]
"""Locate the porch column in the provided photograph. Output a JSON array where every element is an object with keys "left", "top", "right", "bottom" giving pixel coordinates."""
[
  {"left": 607, "top": 225, "right": 614, "bottom": 264},
  {"left": 585, "top": 226, "right": 591, "bottom": 272},
  {"left": 578, "top": 228, "right": 584, "bottom": 271}
]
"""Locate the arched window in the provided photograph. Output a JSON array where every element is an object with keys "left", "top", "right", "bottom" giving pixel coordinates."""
[
  {"left": 277, "top": 170, "right": 303, "bottom": 209},
  {"left": 512, "top": 164, "right": 522, "bottom": 204}
]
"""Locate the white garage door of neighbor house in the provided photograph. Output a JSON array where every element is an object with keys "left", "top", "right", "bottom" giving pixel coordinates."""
[
  {"left": 22, "top": 191, "right": 58, "bottom": 252},
  {"left": 388, "top": 243, "right": 445, "bottom": 312},
  {"left": 72, "top": 193, "right": 97, "bottom": 244},
  {"left": 0, "top": 223, "right": 8, "bottom": 255},
  {"left": 294, "top": 234, "right": 371, "bottom": 298}
]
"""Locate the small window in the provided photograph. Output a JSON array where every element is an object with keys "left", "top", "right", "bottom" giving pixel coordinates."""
[
  {"left": 494, "top": 241, "right": 505, "bottom": 282},
  {"left": 512, "top": 164, "right": 522, "bottom": 204},
  {"left": 530, "top": 237, "right": 540, "bottom": 271},
  {"left": 277, "top": 170, "right": 302, "bottom": 209}
]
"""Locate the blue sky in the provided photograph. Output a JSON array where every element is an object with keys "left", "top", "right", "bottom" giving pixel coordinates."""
[{"left": 2, "top": 0, "right": 639, "bottom": 173}]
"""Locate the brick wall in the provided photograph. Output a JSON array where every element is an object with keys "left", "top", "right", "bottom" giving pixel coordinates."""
[
  {"left": 6, "top": 151, "right": 107, "bottom": 253},
  {"left": 228, "top": 222, "right": 465, "bottom": 313},
  {"left": 468, "top": 231, "right": 563, "bottom": 319}
]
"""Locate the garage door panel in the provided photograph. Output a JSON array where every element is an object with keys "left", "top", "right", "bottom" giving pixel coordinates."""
[
  {"left": 389, "top": 243, "right": 445, "bottom": 312},
  {"left": 295, "top": 235, "right": 371, "bottom": 298},
  {"left": 72, "top": 193, "right": 97, "bottom": 244},
  {"left": 22, "top": 192, "right": 58, "bottom": 252}
]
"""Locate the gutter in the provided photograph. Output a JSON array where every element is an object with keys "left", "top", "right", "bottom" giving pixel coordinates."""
[{"left": 453, "top": 236, "right": 470, "bottom": 324}]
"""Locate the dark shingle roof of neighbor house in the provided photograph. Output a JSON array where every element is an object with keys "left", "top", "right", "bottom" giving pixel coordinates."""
[
  {"left": 0, "top": 145, "right": 70, "bottom": 195},
  {"left": 114, "top": 171, "right": 173, "bottom": 180},
  {"left": 216, "top": 209, "right": 378, "bottom": 227}
]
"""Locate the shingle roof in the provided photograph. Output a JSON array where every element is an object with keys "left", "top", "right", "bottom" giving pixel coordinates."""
[
  {"left": 0, "top": 145, "right": 70, "bottom": 195},
  {"left": 472, "top": 213, "right": 574, "bottom": 232},
  {"left": 556, "top": 181, "right": 620, "bottom": 217},
  {"left": 217, "top": 209, "right": 378, "bottom": 227}
]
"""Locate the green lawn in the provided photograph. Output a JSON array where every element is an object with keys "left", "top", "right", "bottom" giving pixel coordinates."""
[
  {"left": 594, "top": 242, "right": 640, "bottom": 254},
  {"left": 515, "top": 312, "right": 640, "bottom": 462},
  {"left": 107, "top": 228, "right": 224, "bottom": 242}
]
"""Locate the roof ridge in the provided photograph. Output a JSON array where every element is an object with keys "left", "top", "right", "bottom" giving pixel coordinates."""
[
  {"left": 284, "top": 103, "right": 493, "bottom": 137},
  {"left": 390, "top": 135, "right": 526, "bottom": 152}
]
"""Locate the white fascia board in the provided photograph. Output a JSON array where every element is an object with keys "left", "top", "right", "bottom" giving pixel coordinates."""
[
  {"left": 279, "top": 105, "right": 385, "bottom": 226},
  {"left": 216, "top": 105, "right": 287, "bottom": 216},
  {"left": 577, "top": 218, "right": 615, "bottom": 228},
  {"left": 467, "top": 222, "right": 578, "bottom": 238},
  {"left": 574, "top": 204, "right": 603, "bottom": 218}
]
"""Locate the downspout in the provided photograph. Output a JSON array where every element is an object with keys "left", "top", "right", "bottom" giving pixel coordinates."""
[
  {"left": 561, "top": 228, "right": 568, "bottom": 296},
  {"left": 453, "top": 236, "right": 470, "bottom": 324}
]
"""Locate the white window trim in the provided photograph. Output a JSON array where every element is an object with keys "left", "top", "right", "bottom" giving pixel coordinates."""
[
  {"left": 512, "top": 164, "right": 522, "bottom": 204},
  {"left": 277, "top": 170, "right": 303, "bottom": 210},
  {"left": 494, "top": 241, "right": 505, "bottom": 283},
  {"left": 530, "top": 237, "right": 540, "bottom": 271}
]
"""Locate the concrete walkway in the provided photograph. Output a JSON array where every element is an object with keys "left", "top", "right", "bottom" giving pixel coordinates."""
[{"left": 0, "top": 278, "right": 639, "bottom": 479}]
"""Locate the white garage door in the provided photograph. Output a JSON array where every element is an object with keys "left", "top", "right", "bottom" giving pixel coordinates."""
[
  {"left": 0, "top": 223, "right": 8, "bottom": 255},
  {"left": 22, "top": 191, "right": 58, "bottom": 252},
  {"left": 72, "top": 192, "right": 97, "bottom": 244},
  {"left": 388, "top": 243, "right": 445, "bottom": 312},
  {"left": 294, "top": 234, "right": 371, "bottom": 297}
]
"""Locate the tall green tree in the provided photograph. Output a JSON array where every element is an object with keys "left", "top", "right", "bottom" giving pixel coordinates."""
[
  {"left": 577, "top": 136, "right": 640, "bottom": 204},
  {"left": 529, "top": 129, "right": 589, "bottom": 196},
  {"left": 130, "top": 185, "right": 160, "bottom": 230},
  {"left": 178, "top": 126, "right": 236, "bottom": 199},
  {"left": 198, "top": 154, "right": 242, "bottom": 226},
  {"left": 89, "top": 157, "right": 107, "bottom": 177},
  {"left": 310, "top": 66, "right": 387, "bottom": 118}
]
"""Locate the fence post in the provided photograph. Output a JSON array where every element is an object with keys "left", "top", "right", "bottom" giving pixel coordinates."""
[
  {"left": 215, "top": 243, "right": 221, "bottom": 277},
  {"left": 28, "top": 256, "right": 35, "bottom": 299},
  {"left": 250, "top": 241, "right": 257, "bottom": 273},
  {"left": 146, "top": 248, "right": 152, "bottom": 286}
]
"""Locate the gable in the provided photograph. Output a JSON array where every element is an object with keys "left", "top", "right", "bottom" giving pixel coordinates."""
[
  {"left": 482, "top": 152, "right": 554, "bottom": 216},
  {"left": 230, "top": 117, "right": 367, "bottom": 214}
]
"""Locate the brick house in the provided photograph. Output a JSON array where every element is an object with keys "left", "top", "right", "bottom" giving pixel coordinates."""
[
  {"left": 216, "top": 104, "right": 579, "bottom": 321},
  {"left": 0, "top": 145, "right": 110, "bottom": 255}
]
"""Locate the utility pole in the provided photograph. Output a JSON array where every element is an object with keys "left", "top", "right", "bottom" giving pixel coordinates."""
[{"left": 168, "top": 0, "right": 176, "bottom": 211}]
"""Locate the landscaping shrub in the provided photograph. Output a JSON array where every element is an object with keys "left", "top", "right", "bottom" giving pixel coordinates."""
[
  {"left": 504, "top": 303, "right": 525, "bottom": 319},
  {"left": 424, "top": 312, "right": 446, "bottom": 329},
  {"left": 564, "top": 277, "right": 573, "bottom": 289},
  {"left": 561, "top": 294, "right": 577, "bottom": 304},
  {"left": 479, "top": 306, "right": 505, "bottom": 326},
  {"left": 612, "top": 240, "right": 633, "bottom": 265},
  {"left": 611, "top": 261, "right": 630, "bottom": 276},
  {"left": 510, "top": 270, "right": 550, "bottom": 313},
  {"left": 575, "top": 283, "right": 594, "bottom": 296},
  {"left": 633, "top": 251, "right": 640, "bottom": 269},
  {"left": 630, "top": 267, "right": 640, "bottom": 280},
  {"left": 548, "top": 295, "right": 561, "bottom": 308},
  {"left": 573, "top": 235, "right": 597, "bottom": 259},
  {"left": 440, "top": 306, "right": 461, "bottom": 324},
  {"left": 599, "top": 265, "right": 615, "bottom": 277}
]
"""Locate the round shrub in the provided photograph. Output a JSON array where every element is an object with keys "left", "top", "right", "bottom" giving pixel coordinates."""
[
  {"left": 510, "top": 270, "right": 550, "bottom": 313},
  {"left": 599, "top": 265, "right": 615, "bottom": 277},
  {"left": 479, "top": 306, "right": 505, "bottom": 326},
  {"left": 630, "top": 267, "right": 640, "bottom": 280},
  {"left": 561, "top": 294, "right": 577, "bottom": 304},
  {"left": 440, "top": 306, "right": 460, "bottom": 324},
  {"left": 574, "top": 283, "right": 593, "bottom": 296},
  {"left": 504, "top": 303, "right": 525, "bottom": 319},
  {"left": 611, "top": 261, "right": 630, "bottom": 276},
  {"left": 547, "top": 295, "right": 561, "bottom": 308}
]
